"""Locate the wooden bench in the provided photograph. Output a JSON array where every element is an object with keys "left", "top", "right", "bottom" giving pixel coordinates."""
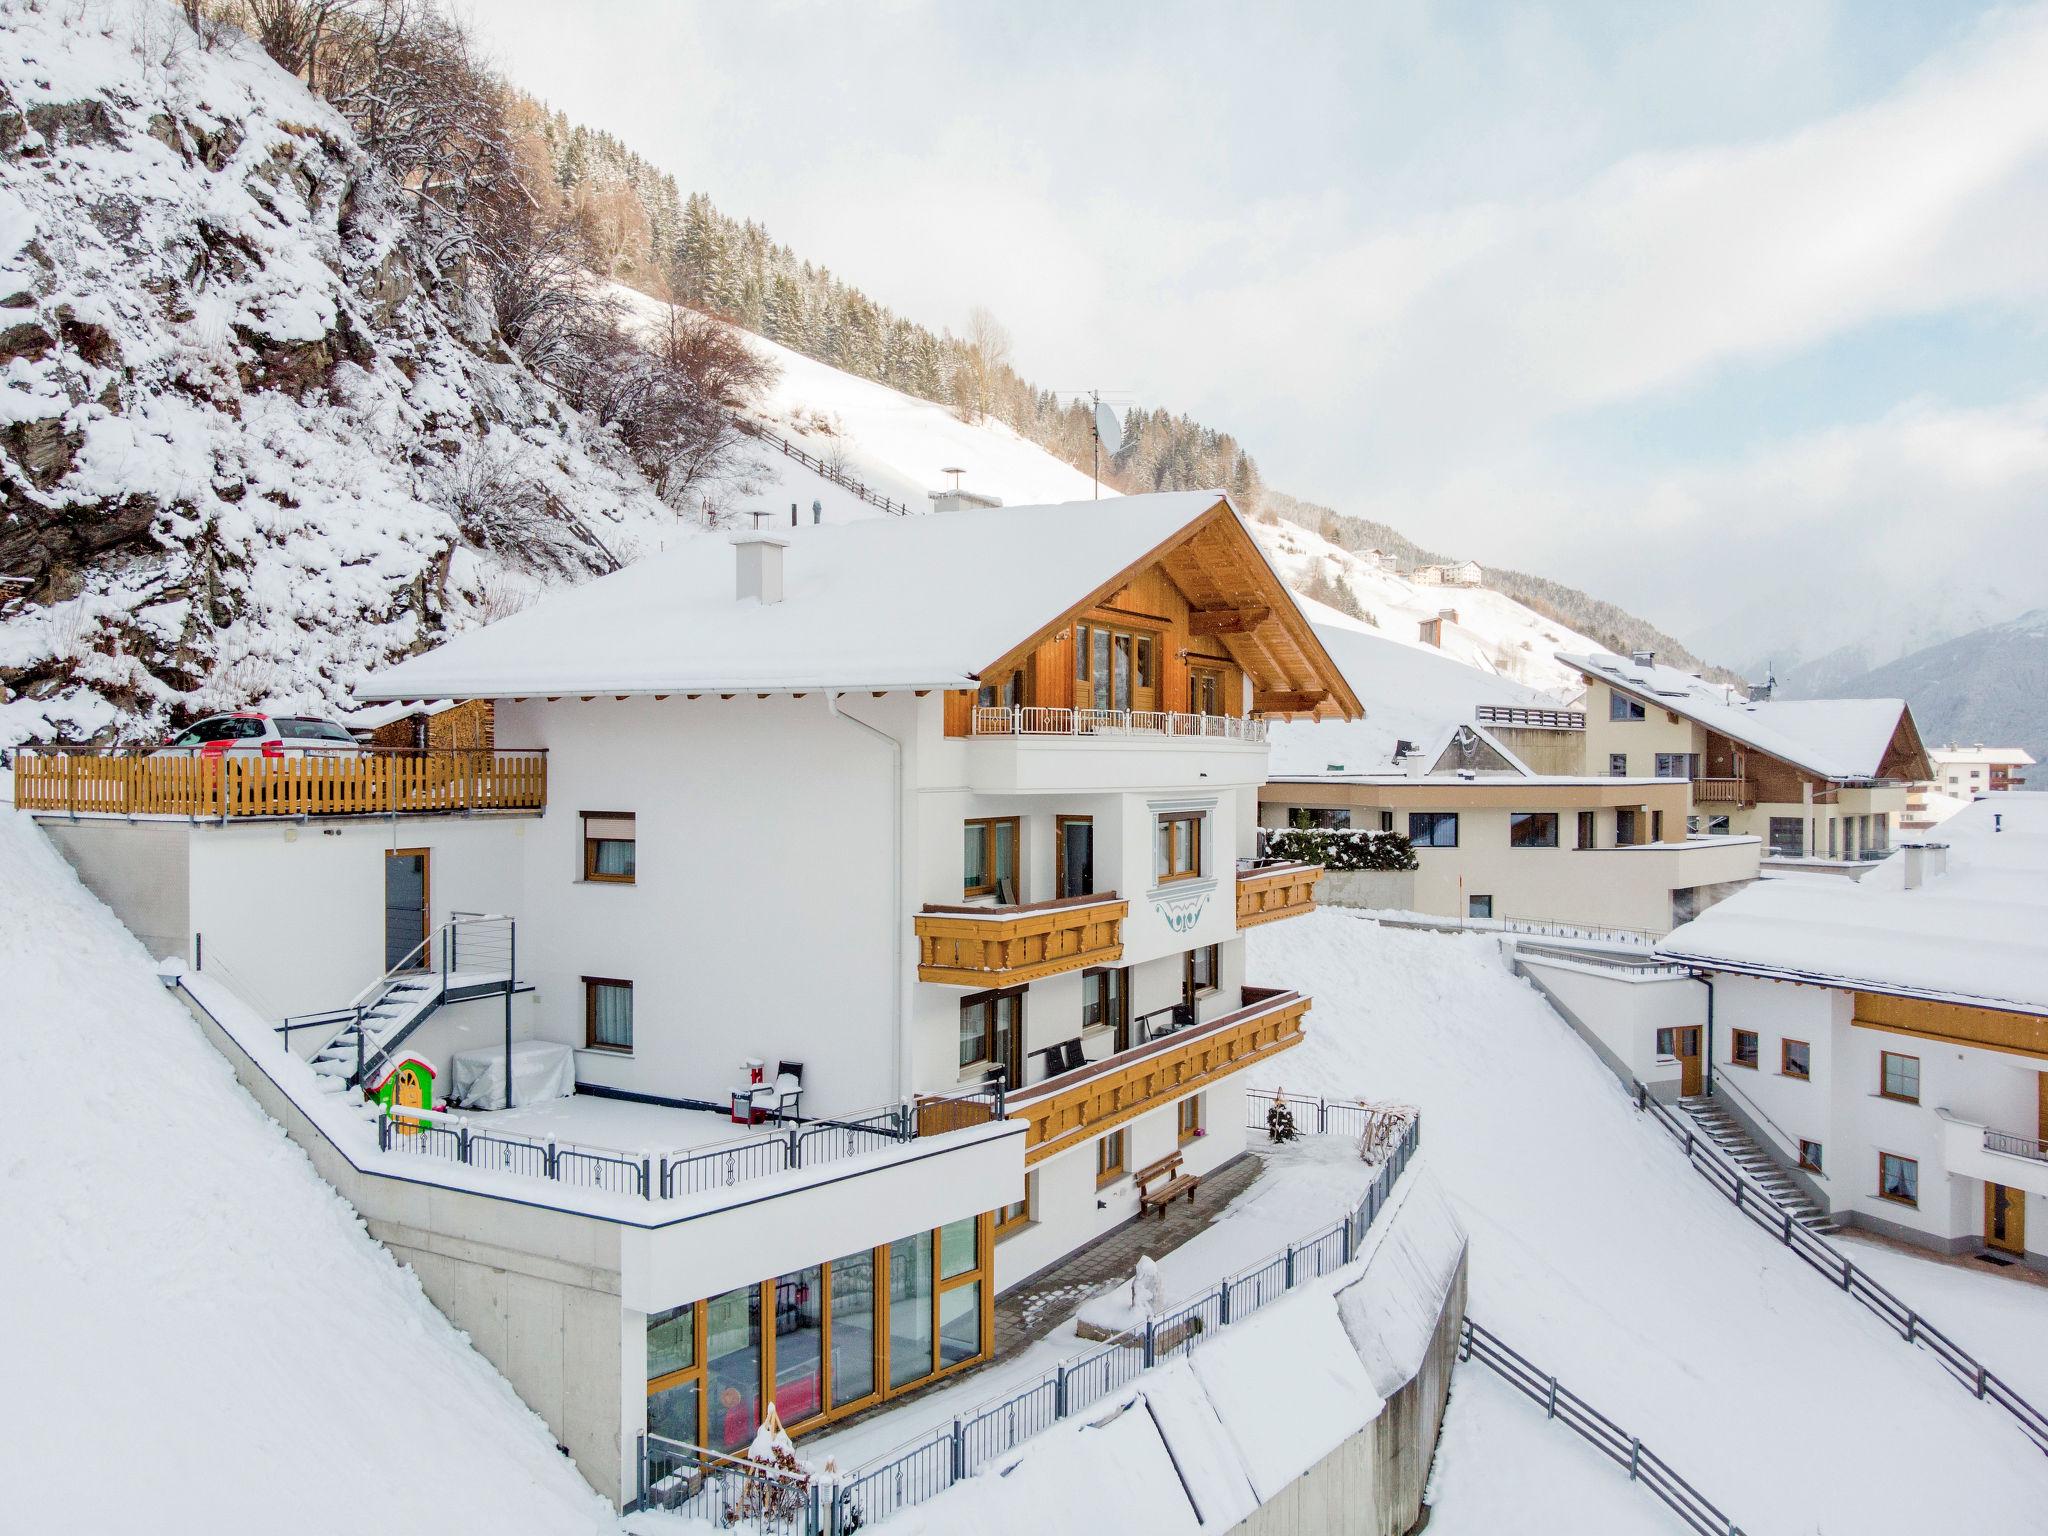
[{"left": 1135, "top": 1152, "right": 1201, "bottom": 1219}]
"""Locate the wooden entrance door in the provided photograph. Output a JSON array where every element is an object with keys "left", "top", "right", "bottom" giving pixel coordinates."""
[
  {"left": 1986, "top": 1183, "right": 2027, "bottom": 1256},
  {"left": 1676, "top": 1026, "right": 1702, "bottom": 1096},
  {"left": 384, "top": 849, "right": 430, "bottom": 972}
]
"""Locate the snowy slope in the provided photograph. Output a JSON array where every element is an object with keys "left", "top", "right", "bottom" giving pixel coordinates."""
[
  {"left": 1247, "top": 517, "right": 1600, "bottom": 699},
  {"left": 1247, "top": 911, "right": 2048, "bottom": 1534},
  {"left": 0, "top": 3, "right": 677, "bottom": 746},
  {"left": 0, "top": 797, "right": 618, "bottom": 1533}
]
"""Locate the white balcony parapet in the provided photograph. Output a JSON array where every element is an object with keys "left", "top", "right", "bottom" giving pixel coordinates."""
[
  {"left": 1937, "top": 1107, "right": 2048, "bottom": 1200},
  {"left": 970, "top": 704, "right": 1267, "bottom": 743}
]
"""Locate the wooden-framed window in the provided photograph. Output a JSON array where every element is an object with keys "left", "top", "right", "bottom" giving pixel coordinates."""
[
  {"left": 584, "top": 977, "right": 633, "bottom": 1052},
  {"left": 1879, "top": 1151, "right": 1918, "bottom": 1207},
  {"left": 1080, "top": 966, "right": 1128, "bottom": 1047},
  {"left": 1177, "top": 1094, "right": 1204, "bottom": 1145},
  {"left": 959, "top": 987, "right": 1023, "bottom": 1085},
  {"left": 977, "top": 669, "right": 1025, "bottom": 709},
  {"left": 647, "top": 1220, "right": 994, "bottom": 1453},
  {"left": 1155, "top": 811, "right": 1203, "bottom": 883},
  {"left": 1096, "top": 1129, "right": 1128, "bottom": 1186},
  {"left": 963, "top": 816, "right": 1019, "bottom": 900},
  {"left": 1184, "top": 943, "right": 1220, "bottom": 1005},
  {"left": 582, "top": 811, "right": 636, "bottom": 883},
  {"left": 1509, "top": 812, "right": 1559, "bottom": 849},
  {"left": 1189, "top": 665, "right": 1225, "bottom": 716},
  {"left": 1880, "top": 1051, "right": 1920, "bottom": 1103},
  {"left": 1798, "top": 1140, "right": 1824, "bottom": 1174},
  {"left": 1408, "top": 811, "right": 1458, "bottom": 848},
  {"left": 1076, "top": 621, "right": 1160, "bottom": 712},
  {"left": 1730, "top": 1029, "right": 1758, "bottom": 1069},
  {"left": 1576, "top": 810, "right": 1596, "bottom": 849},
  {"left": 994, "top": 1176, "right": 1033, "bottom": 1240},
  {"left": 1057, "top": 815, "right": 1094, "bottom": 899},
  {"left": 1781, "top": 1039, "right": 1811, "bottom": 1079}
]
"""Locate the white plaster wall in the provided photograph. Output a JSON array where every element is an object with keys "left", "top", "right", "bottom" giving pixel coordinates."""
[
  {"left": 1515, "top": 956, "right": 1699, "bottom": 1092},
  {"left": 1706, "top": 975, "right": 1838, "bottom": 1191},
  {"left": 495, "top": 695, "right": 908, "bottom": 1117},
  {"left": 185, "top": 814, "right": 530, "bottom": 1023}
]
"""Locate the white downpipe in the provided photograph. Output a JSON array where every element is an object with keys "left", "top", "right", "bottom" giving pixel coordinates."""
[{"left": 827, "top": 693, "right": 909, "bottom": 1102}]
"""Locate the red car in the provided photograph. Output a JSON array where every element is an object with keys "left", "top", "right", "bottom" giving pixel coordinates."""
[{"left": 151, "top": 712, "right": 366, "bottom": 760}]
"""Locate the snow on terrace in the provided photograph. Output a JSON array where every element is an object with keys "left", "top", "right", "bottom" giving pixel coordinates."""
[
  {"left": 1247, "top": 909, "right": 2048, "bottom": 1533},
  {"left": 1661, "top": 793, "right": 2048, "bottom": 1015},
  {"left": 0, "top": 803, "right": 616, "bottom": 1533},
  {"left": 355, "top": 490, "right": 1228, "bottom": 699}
]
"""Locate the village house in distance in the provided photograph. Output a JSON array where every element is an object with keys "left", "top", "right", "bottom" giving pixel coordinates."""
[{"left": 14, "top": 491, "right": 1358, "bottom": 1505}]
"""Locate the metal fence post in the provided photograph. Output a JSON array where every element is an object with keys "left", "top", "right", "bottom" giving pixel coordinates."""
[
  {"left": 950, "top": 1417, "right": 966, "bottom": 1481},
  {"left": 1341, "top": 1212, "right": 1355, "bottom": 1264},
  {"left": 1284, "top": 1243, "right": 1297, "bottom": 1290},
  {"left": 377, "top": 1111, "right": 390, "bottom": 1153},
  {"left": 1055, "top": 1362, "right": 1068, "bottom": 1418},
  {"left": 1143, "top": 1319, "right": 1156, "bottom": 1369},
  {"left": 1628, "top": 1437, "right": 1640, "bottom": 1480},
  {"left": 641, "top": 1156, "right": 652, "bottom": 1199}
]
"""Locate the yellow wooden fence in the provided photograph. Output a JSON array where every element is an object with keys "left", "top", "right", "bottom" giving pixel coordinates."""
[{"left": 12, "top": 750, "right": 547, "bottom": 818}]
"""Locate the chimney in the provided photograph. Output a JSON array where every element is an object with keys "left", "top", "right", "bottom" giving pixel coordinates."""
[
  {"left": 1630, "top": 648, "right": 1655, "bottom": 667},
  {"left": 1902, "top": 842, "right": 1949, "bottom": 891},
  {"left": 731, "top": 531, "right": 790, "bottom": 605}
]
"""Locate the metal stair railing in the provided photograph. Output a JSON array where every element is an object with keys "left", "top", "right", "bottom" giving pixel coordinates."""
[
  {"left": 1630, "top": 1079, "right": 2048, "bottom": 1453},
  {"left": 1459, "top": 1317, "right": 1744, "bottom": 1536},
  {"left": 729, "top": 415, "right": 912, "bottom": 516}
]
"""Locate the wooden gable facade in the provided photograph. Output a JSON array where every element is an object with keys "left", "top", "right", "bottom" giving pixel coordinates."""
[
  {"left": 942, "top": 498, "right": 1361, "bottom": 735},
  {"left": 1696, "top": 704, "right": 1931, "bottom": 801}
]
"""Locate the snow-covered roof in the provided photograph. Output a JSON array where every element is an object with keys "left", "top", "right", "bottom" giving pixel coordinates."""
[
  {"left": 359, "top": 492, "right": 1256, "bottom": 698},
  {"left": 1268, "top": 620, "right": 1560, "bottom": 779},
  {"left": 1558, "top": 651, "right": 1914, "bottom": 780},
  {"left": 1660, "top": 795, "right": 2048, "bottom": 1015},
  {"left": 1931, "top": 745, "right": 2036, "bottom": 767}
]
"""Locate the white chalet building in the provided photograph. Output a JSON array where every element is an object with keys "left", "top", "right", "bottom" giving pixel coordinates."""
[{"left": 18, "top": 491, "right": 1357, "bottom": 1504}]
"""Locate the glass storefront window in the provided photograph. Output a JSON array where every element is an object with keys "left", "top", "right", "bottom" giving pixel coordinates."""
[
  {"left": 706, "top": 1284, "right": 762, "bottom": 1452},
  {"left": 939, "top": 1282, "right": 981, "bottom": 1369},
  {"left": 771, "top": 1265, "right": 826, "bottom": 1428},
  {"left": 939, "top": 1217, "right": 978, "bottom": 1281},
  {"left": 647, "top": 1303, "right": 695, "bottom": 1377},
  {"left": 888, "top": 1230, "right": 935, "bottom": 1390},
  {"left": 830, "top": 1250, "right": 878, "bottom": 1407},
  {"left": 647, "top": 1377, "right": 699, "bottom": 1448}
]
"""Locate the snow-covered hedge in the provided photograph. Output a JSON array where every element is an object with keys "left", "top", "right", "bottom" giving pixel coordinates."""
[{"left": 1264, "top": 827, "right": 1420, "bottom": 872}]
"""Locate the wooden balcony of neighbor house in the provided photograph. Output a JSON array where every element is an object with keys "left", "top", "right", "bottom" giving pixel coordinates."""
[
  {"left": 1234, "top": 859, "right": 1322, "bottom": 928},
  {"left": 1004, "top": 985, "right": 1308, "bottom": 1163},
  {"left": 915, "top": 892, "right": 1128, "bottom": 986},
  {"left": 10, "top": 746, "right": 548, "bottom": 819},
  {"left": 1691, "top": 776, "right": 1756, "bottom": 806}
]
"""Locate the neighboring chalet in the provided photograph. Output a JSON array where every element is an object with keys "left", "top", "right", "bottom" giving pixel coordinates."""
[
  {"left": 1931, "top": 744, "right": 2034, "bottom": 797},
  {"left": 1658, "top": 797, "right": 2048, "bottom": 1271},
  {"left": 14, "top": 491, "right": 1356, "bottom": 1506},
  {"left": 1561, "top": 651, "right": 1931, "bottom": 868},
  {"left": 1410, "top": 559, "right": 1482, "bottom": 587},
  {"left": 1260, "top": 623, "right": 1759, "bottom": 935}
]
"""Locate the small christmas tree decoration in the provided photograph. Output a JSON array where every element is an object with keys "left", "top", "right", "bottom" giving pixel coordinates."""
[{"left": 1266, "top": 1089, "right": 1300, "bottom": 1144}]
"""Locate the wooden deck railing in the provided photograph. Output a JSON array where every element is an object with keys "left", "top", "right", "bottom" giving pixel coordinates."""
[
  {"left": 1004, "top": 985, "right": 1308, "bottom": 1163},
  {"left": 916, "top": 894, "right": 1127, "bottom": 986},
  {"left": 1235, "top": 861, "right": 1321, "bottom": 928},
  {"left": 1691, "top": 777, "right": 1755, "bottom": 806},
  {"left": 12, "top": 748, "right": 547, "bottom": 818}
]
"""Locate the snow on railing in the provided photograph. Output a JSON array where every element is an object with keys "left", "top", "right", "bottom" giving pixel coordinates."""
[
  {"left": 968, "top": 705, "right": 1267, "bottom": 742},
  {"left": 664, "top": 1110, "right": 1423, "bottom": 1529}
]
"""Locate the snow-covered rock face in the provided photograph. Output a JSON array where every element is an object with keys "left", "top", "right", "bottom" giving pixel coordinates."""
[{"left": 0, "top": 1, "right": 671, "bottom": 743}]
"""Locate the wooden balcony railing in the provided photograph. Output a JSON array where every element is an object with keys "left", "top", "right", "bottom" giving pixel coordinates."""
[
  {"left": 1004, "top": 985, "right": 1308, "bottom": 1163},
  {"left": 915, "top": 893, "right": 1127, "bottom": 986},
  {"left": 1691, "top": 777, "right": 1755, "bottom": 806},
  {"left": 11, "top": 748, "right": 547, "bottom": 818},
  {"left": 1235, "top": 860, "right": 1321, "bottom": 928}
]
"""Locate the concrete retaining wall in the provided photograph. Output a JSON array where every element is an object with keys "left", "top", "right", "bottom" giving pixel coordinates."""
[
  {"left": 1316, "top": 869, "right": 1416, "bottom": 911},
  {"left": 1234, "top": 1246, "right": 1467, "bottom": 1536}
]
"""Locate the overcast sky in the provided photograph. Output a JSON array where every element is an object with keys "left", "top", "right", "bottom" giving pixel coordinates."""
[{"left": 467, "top": 1, "right": 2048, "bottom": 670}]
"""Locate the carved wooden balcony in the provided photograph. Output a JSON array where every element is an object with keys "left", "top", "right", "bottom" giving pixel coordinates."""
[{"left": 915, "top": 893, "right": 1127, "bottom": 986}]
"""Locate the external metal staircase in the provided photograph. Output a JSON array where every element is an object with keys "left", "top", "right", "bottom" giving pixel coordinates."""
[
  {"left": 1678, "top": 1096, "right": 1836, "bottom": 1233},
  {"left": 282, "top": 915, "right": 517, "bottom": 1098}
]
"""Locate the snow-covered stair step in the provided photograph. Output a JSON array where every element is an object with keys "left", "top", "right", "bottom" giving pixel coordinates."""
[{"left": 311, "top": 1057, "right": 355, "bottom": 1077}]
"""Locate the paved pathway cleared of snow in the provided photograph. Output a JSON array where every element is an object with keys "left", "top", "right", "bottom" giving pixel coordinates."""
[
  {"left": 0, "top": 804, "right": 619, "bottom": 1533},
  {"left": 1248, "top": 909, "right": 2048, "bottom": 1535}
]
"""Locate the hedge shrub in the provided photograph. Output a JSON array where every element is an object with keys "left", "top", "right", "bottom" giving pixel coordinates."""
[{"left": 1263, "top": 827, "right": 1420, "bottom": 872}]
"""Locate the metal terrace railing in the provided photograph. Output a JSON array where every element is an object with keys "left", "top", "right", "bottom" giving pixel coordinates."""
[
  {"left": 967, "top": 704, "right": 1268, "bottom": 742},
  {"left": 635, "top": 1110, "right": 1423, "bottom": 1528},
  {"left": 1474, "top": 704, "right": 1585, "bottom": 730},
  {"left": 11, "top": 745, "right": 547, "bottom": 818},
  {"left": 1985, "top": 1128, "right": 2048, "bottom": 1163},
  {"left": 1458, "top": 1318, "right": 1745, "bottom": 1536},
  {"left": 374, "top": 1078, "right": 1008, "bottom": 1204},
  {"left": 1629, "top": 1080, "right": 2048, "bottom": 1454}
]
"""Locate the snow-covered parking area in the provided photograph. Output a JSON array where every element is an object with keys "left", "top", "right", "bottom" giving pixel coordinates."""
[{"left": 1249, "top": 910, "right": 2048, "bottom": 1534}]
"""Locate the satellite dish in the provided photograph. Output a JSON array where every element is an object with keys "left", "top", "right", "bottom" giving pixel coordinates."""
[{"left": 1093, "top": 401, "right": 1123, "bottom": 457}]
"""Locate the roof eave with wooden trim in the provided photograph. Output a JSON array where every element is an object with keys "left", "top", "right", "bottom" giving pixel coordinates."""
[{"left": 975, "top": 496, "right": 1364, "bottom": 722}]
